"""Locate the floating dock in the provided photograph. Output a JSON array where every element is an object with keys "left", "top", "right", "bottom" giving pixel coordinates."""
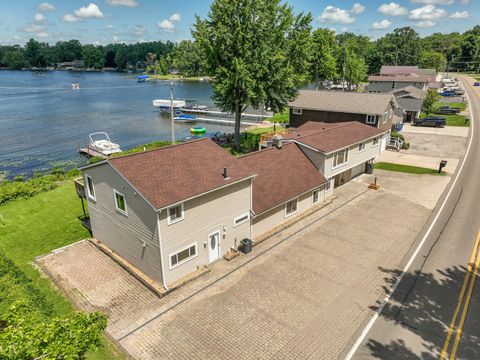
[
  {"left": 78, "top": 147, "right": 108, "bottom": 159},
  {"left": 181, "top": 108, "right": 272, "bottom": 121},
  {"left": 196, "top": 117, "right": 259, "bottom": 126}
]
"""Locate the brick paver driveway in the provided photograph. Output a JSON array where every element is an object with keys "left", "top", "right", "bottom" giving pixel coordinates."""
[{"left": 38, "top": 181, "right": 430, "bottom": 359}]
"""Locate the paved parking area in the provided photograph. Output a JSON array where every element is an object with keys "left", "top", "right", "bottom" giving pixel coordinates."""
[
  {"left": 38, "top": 180, "right": 431, "bottom": 359},
  {"left": 402, "top": 123, "right": 469, "bottom": 137}
]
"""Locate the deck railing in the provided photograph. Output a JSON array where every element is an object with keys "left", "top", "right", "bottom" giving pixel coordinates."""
[{"left": 259, "top": 128, "right": 294, "bottom": 144}]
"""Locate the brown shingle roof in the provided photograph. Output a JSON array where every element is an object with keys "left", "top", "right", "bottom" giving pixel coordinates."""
[
  {"left": 286, "top": 121, "right": 384, "bottom": 153},
  {"left": 288, "top": 90, "right": 395, "bottom": 115},
  {"left": 368, "top": 74, "right": 430, "bottom": 83},
  {"left": 108, "top": 139, "right": 256, "bottom": 209},
  {"left": 238, "top": 143, "right": 327, "bottom": 215}
]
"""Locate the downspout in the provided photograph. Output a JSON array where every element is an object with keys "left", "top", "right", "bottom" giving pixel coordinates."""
[{"left": 156, "top": 211, "right": 169, "bottom": 291}]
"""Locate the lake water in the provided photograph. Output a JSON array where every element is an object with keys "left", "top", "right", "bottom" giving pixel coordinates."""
[{"left": 0, "top": 71, "right": 238, "bottom": 178}]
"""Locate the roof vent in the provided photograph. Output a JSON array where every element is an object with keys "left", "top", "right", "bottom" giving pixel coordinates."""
[
  {"left": 223, "top": 167, "right": 230, "bottom": 180},
  {"left": 272, "top": 134, "right": 283, "bottom": 149}
]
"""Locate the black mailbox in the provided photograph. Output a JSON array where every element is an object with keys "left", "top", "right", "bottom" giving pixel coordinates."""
[{"left": 439, "top": 160, "right": 447, "bottom": 173}]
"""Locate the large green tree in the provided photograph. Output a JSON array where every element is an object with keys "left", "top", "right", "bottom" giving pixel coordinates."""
[
  {"left": 343, "top": 48, "right": 367, "bottom": 90},
  {"left": 193, "top": 0, "right": 312, "bottom": 149},
  {"left": 82, "top": 45, "right": 105, "bottom": 69},
  {"left": 374, "top": 27, "right": 422, "bottom": 67},
  {"left": 309, "top": 29, "right": 337, "bottom": 89},
  {"left": 422, "top": 89, "right": 441, "bottom": 115},
  {"left": 420, "top": 50, "right": 447, "bottom": 72}
]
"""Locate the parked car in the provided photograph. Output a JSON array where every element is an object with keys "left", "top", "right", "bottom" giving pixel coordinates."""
[
  {"left": 414, "top": 116, "right": 446, "bottom": 128},
  {"left": 435, "top": 106, "right": 461, "bottom": 115},
  {"left": 439, "top": 90, "right": 456, "bottom": 97},
  {"left": 474, "top": 82, "right": 480, "bottom": 87}
]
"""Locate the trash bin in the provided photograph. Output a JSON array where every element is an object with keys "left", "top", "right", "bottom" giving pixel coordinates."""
[
  {"left": 366, "top": 162, "right": 374, "bottom": 174},
  {"left": 240, "top": 238, "right": 252, "bottom": 254},
  {"left": 396, "top": 123, "right": 404, "bottom": 131}
]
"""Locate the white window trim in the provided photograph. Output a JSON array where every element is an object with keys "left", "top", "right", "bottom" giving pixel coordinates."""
[
  {"left": 169, "top": 242, "right": 197, "bottom": 270},
  {"left": 372, "top": 137, "right": 379, "bottom": 147},
  {"left": 383, "top": 111, "right": 388, "bottom": 124},
  {"left": 233, "top": 212, "right": 250, "bottom": 227},
  {"left": 358, "top": 142, "right": 366, "bottom": 153},
  {"left": 312, "top": 189, "right": 320, "bottom": 205},
  {"left": 285, "top": 198, "right": 299, "bottom": 218},
  {"left": 85, "top": 174, "right": 95, "bottom": 201},
  {"left": 325, "top": 179, "right": 332, "bottom": 192},
  {"left": 167, "top": 203, "right": 185, "bottom": 225},
  {"left": 113, "top": 189, "right": 127, "bottom": 216},
  {"left": 366, "top": 114, "right": 376, "bottom": 124},
  {"left": 292, "top": 108, "right": 302, "bottom": 115},
  {"left": 332, "top": 149, "right": 349, "bottom": 170}
]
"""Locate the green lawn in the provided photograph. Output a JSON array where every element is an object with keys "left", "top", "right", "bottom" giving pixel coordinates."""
[
  {"left": 245, "top": 124, "right": 285, "bottom": 134},
  {"left": 375, "top": 162, "right": 445, "bottom": 175},
  {"left": 437, "top": 102, "right": 467, "bottom": 111},
  {"left": 0, "top": 183, "right": 125, "bottom": 359},
  {"left": 420, "top": 112, "right": 470, "bottom": 127}
]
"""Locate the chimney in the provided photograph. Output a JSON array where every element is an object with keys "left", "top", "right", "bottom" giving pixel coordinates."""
[
  {"left": 272, "top": 134, "right": 283, "bottom": 149},
  {"left": 223, "top": 167, "right": 228, "bottom": 179}
]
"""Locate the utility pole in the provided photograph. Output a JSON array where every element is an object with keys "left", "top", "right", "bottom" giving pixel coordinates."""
[
  {"left": 342, "top": 47, "right": 346, "bottom": 92},
  {"left": 170, "top": 81, "right": 175, "bottom": 142}
]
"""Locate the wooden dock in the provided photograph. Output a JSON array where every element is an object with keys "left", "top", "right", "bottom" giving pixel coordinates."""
[
  {"left": 181, "top": 108, "right": 272, "bottom": 120},
  {"left": 196, "top": 117, "right": 259, "bottom": 126},
  {"left": 78, "top": 147, "right": 108, "bottom": 159}
]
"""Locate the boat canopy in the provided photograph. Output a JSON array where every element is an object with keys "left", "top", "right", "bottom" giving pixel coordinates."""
[
  {"left": 136, "top": 75, "right": 149, "bottom": 79},
  {"left": 153, "top": 99, "right": 186, "bottom": 108}
]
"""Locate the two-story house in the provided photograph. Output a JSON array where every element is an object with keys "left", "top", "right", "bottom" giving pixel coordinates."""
[
  {"left": 288, "top": 90, "right": 396, "bottom": 150},
  {"left": 79, "top": 139, "right": 256, "bottom": 289}
]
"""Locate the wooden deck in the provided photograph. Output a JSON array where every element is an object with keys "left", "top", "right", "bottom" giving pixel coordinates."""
[{"left": 78, "top": 147, "right": 108, "bottom": 159}]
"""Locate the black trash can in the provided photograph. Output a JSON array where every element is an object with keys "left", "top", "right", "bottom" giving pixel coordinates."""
[{"left": 240, "top": 238, "right": 252, "bottom": 254}]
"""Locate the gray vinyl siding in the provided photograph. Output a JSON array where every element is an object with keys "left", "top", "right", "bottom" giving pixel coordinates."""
[
  {"left": 252, "top": 189, "right": 324, "bottom": 240},
  {"left": 159, "top": 179, "right": 252, "bottom": 286},
  {"left": 83, "top": 163, "right": 163, "bottom": 283}
]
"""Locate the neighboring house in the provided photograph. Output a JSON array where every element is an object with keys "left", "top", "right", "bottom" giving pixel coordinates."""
[
  {"left": 368, "top": 74, "right": 430, "bottom": 93},
  {"left": 283, "top": 121, "right": 384, "bottom": 188},
  {"left": 238, "top": 141, "right": 328, "bottom": 239},
  {"left": 288, "top": 90, "right": 396, "bottom": 150},
  {"left": 389, "top": 86, "right": 426, "bottom": 122},
  {"left": 376, "top": 65, "right": 440, "bottom": 90},
  {"left": 80, "top": 139, "right": 256, "bottom": 288}
]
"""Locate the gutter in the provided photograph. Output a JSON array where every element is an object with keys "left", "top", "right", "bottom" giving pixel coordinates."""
[{"left": 156, "top": 212, "right": 169, "bottom": 291}]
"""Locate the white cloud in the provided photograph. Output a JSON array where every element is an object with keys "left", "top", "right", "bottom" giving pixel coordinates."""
[
  {"left": 36, "top": 31, "right": 48, "bottom": 38},
  {"left": 371, "top": 19, "right": 392, "bottom": 30},
  {"left": 74, "top": 3, "right": 104, "bottom": 19},
  {"left": 34, "top": 13, "right": 45, "bottom": 22},
  {"left": 411, "top": 0, "right": 453, "bottom": 4},
  {"left": 319, "top": 6, "right": 356, "bottom": 24},
  {"left": 351, "top": 3, "right": 365, "bottom": 14},
  {"left": 132, "top": 25, "right": 146, "bottom": 36},
  {"left": 106, "top": 24, "right": 114, "bottom": 30},
  {"left": 378, "top": 2, "right": 408, "bottom": 16},
  {"left": 169, "top": 13, "right": 181, "bottom": 22},
  {"left": 409, "top": 5, "right": 447, "bottom": 20},
  {"left": 22, "top": 24, "right": 44, "bottom": 33},
  {"left": 37, "top": 2, "right": 55, "bottom": 11},
  {"left": 113, "top": 35, "right": 119, "bottom": 42},
  {"left": 62, "top": 14, "right": 80, "bottom": 23},
  {"left": 106, "top": 0, "right": 138, "bottom": 7},
  {"left": 449, "top": 11, "right": 469, "bottom": 19},
  {"left": 416, "top": 20, "right": 436, "bottom": 27},
  {"left": 157, "top": 19, "right": 175, "bottom": 33}
]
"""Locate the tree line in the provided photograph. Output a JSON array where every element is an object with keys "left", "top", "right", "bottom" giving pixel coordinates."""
[{"left": 1, "top": 25, "right": 479, "bottom": 78}]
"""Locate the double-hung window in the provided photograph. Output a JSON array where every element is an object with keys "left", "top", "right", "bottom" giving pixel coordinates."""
[
  {"left": 358, "top": 142, "right": 366, "bottom": 152},
  {"left": 333, "top": 149, "right": 349, "bottom": 168},
  {"left": 170, "top": 244, "right": 197, "bottom": 269},
  {"left": 285, "top": 199, "right": 298, "bottom": 217},
  {"left": 372, "top": 137, "right": 379, "bottom": 147},
  {"left": 113, "top": 189, "right": 127, "bottom": 215},
  {"left": 312, "top": 189, "right": 320, "bottom": 204},
  {"left": 85, "top": 175, "right": 95, "bottom": 200},
  {"left": 366, "top": 115, "right": 377, "bottom": 125},
  {"left": 167, "top": 204, "right": 184, "bottom": 225},
  {"left": 292, "top": 108, "right": 302, "bottom": 115},
  {"left": 383, "top": 111, "right": 388, "bottom": 124}
]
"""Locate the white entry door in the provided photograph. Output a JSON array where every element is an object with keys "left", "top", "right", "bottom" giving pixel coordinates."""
[{"left": 208, "top": 231, "right": 221, "bottom": 263}]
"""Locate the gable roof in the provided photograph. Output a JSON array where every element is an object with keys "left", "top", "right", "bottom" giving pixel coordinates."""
[
  {"left": 380, "top": 66, "right": 419, "bottom": 75},
  {"left": 389, "top": 86, "right": 426, "bottom": 100},
  {"left": 395, "top": 98, "right": 423, "bottom": 113},
  {"left": 288, "top": 90, "right": 395, "bottom": 115},
  {"left": 107, "top": 138, "right": 256, "bottom": 210},
  {"left": 368, "top": 74, "right": 430, "bottom": 83},
  {"left": 286, "top": 121, "right": 384, "bottom": 153},
  {"left": 238, "top": 143, "right": 327, "bottom": 215}
]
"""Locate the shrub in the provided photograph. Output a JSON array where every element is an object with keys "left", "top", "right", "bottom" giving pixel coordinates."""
[
  {"left": 402, "top": 142, "right": 411, "bottom": 150},
  {"left": 12, "top": 176, "right": 24, "bottom": 182}
]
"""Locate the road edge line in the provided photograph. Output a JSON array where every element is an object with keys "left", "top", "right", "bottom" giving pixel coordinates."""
[{"left": 343, "top": 77, "right": 476, "bottom": 360}]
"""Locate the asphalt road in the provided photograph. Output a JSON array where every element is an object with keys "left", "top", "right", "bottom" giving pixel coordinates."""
[{"left": 346, "top": 76, "right": 480, "bottom": 360}]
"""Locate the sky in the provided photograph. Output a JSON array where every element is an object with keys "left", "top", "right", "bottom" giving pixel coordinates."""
[{"left": 0, "top": 0, "right": 478, "bottom": 45}]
